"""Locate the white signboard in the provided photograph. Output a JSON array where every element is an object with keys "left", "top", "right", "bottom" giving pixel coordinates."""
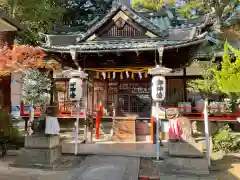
[{"left": 151, "top": 76, "right": 166, "bottom": 101}]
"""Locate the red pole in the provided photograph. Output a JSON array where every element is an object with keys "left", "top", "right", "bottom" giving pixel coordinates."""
[
  {"left": 150, "top": 116, "right": 156, "bottom": 143},
  {"left": 96, "top": 104, "right": 103, "bottom": 140}
]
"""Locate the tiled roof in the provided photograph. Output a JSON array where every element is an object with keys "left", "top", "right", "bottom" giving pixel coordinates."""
[
  {"left": 76, "top": 3, "right": 166, "bottom": 41},
  {"left": 40, "top": 25, "right": 198, "bottom": 47},
  {"left": 41, "top": 37, "right": 206, "bottom": 53},
  {"left": 39, "top": 1, "right": 211, "bottom": 52}
]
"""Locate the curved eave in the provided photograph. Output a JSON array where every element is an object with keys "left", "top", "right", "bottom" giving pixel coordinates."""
[
  {"left": 40, "top": 37, "right": 206, "bottom": 54},
  {"left": 0, "top": 9, "right": 22, "bottom": 31}
]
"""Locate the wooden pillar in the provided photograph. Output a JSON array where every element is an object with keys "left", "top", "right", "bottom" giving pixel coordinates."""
[{"left": 0, "top": 76, "right": 11, "bottom": 111}]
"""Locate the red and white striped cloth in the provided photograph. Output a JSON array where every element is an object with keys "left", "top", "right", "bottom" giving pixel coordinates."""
[{"left": 168, "top": 118, "right": 182, "bottom": 141}]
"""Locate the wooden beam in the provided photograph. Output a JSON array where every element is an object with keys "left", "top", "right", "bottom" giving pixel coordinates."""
[
  {"left": 112, "top": 11, "right": 129, "bottom": 22},
  {"left": 86, "top": 34, "right": 97, "bottom": 41},
  {"left": 145, "top": 31, "right": 158, "bottom": 38}
]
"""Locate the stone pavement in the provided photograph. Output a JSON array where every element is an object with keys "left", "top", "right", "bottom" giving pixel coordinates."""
[
  {"left": 0, "top": 155, "right": 140, "bottom": 180},
  {"left": 0, "top": 154, "right": 220, "bottom": 180},
  {"left": 68, "top": 155, "right": 140, "bottom": 180}
]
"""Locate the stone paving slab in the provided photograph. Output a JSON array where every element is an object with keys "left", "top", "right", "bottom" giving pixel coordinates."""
[
  {"left": 68, "top": 155, "right": 140, "bottom": 180},
  {"left": 62, "top": 143, "right": 165, "bottom": 158}
]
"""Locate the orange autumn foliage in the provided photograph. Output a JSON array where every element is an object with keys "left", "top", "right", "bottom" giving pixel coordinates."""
[{"left": 0, "top": 44, "right": 60, "bottom": 75}]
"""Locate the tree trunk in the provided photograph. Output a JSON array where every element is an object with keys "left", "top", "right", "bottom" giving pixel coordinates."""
[{"left": 27, "top": 102, "right": 34, "bottom": 135}]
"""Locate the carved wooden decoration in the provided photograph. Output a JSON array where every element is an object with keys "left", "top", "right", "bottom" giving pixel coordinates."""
[{"left": 115, "top": 18, "right": 126, "bottom": 29}]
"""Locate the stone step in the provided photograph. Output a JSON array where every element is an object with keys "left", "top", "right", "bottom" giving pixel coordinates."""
[{"left": 163, "top": 156, "right": 210, "bottom": 175}]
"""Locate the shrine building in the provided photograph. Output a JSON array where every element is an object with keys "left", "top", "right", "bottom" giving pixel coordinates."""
[{"left": 39, "top": 2, "right": 216, "bottom": 141}]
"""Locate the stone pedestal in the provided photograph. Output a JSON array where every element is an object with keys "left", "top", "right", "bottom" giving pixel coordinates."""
[
  {"left": 14, "top": 135, "right": 61, "bottom": 168},
  {"left": 165, "top": 141, "right": 209, "bottom": 175}
]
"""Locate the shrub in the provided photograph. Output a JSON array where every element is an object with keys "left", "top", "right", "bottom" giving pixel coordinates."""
[
  {"left": 213, "top": 125, "right": 240, "bottom": 153},
  {"left": 0, "top": 111, "right": 24, "bottom": 148}
]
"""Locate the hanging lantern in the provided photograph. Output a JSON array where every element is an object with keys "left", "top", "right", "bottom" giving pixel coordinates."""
[
  {"left": 151, "top": 75, "right": 166, "bottom": 101},
  {"left": 69, "top": 77, "right": 83, "bottom": 101},
  {"left": 108, "top": 72, "right": 111, "bottom": 79}
]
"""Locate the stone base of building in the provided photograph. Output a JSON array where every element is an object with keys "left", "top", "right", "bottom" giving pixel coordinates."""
[
  {"left": 13, "top": 135, "right": 61, "bottom": 168},
  {"left": 168, "top": 141, "right": 204, "bottom": 158},
  {"left": 166, "top": 141, "right": 209, "bottom": 175}
]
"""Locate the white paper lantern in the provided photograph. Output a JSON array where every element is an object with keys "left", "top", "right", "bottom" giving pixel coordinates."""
[
  {"left": 151, "top": 76, "right": 166, "bottom": 101},
  {"left": 69, "top": 77, "right": 83, "bottom": 101}
]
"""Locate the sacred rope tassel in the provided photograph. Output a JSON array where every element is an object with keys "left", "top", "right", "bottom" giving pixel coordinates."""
[
  {"left": 102, "top": 72, "right": 106, "bottom": 79},
  {"left": 108, "top": 72, "right": 111, "bottom": 79},
  {"left": 120, "top": 72, "right": 123, "bottom": 79},
  {"left": 113, "top": 72, "right": 116, "bottom": 79},
  {"left": 126, "top": 71, "right": 129, "bottom": 78},
  {"left": 144, "top": 71, "right": 148, "bottom": 78},
  {"left": 138, "top": 72, "right": 142, "bottom": 79},
  {"left": 131, "top": 72, "right": 134, "bottom": 80},
  {"left": 96, "top": 72, "right": 100, "bottom": 79}
]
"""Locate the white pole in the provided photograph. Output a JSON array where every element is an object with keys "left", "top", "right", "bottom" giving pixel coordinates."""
[
  {"left": 74, "top": 103, "right": 79, "bottom": 155},
  {"left": 203, "top": 98, "right": 211, "bottom": 167},
  {"left": 156, "top": 102, "right": 160, "bottom": 161}
]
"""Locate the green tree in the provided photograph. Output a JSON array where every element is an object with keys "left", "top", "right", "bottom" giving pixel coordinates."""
[
  {"left": 130, "top": 0, "right": 167, "bottom": 11},
  {"left": 188, "top": 61, "right": 219, "bottom": 98},
  {"left": 187, "top": 60, "right": 219, "bottom": 167},
  {"left": 214, "top": 41, "right": 240, "bottom": 93},
  {"left": 1, "top": 0, "right": 66, "bottom": 45},
  {"left": 1, "top": 0, "right": 114, "bottom": 45},
  {"left": 131, "top": 0, "right": 239, "bottom": 31},
  {"left": 60, "top": 0, "right": 113, "bottom": 28}
]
